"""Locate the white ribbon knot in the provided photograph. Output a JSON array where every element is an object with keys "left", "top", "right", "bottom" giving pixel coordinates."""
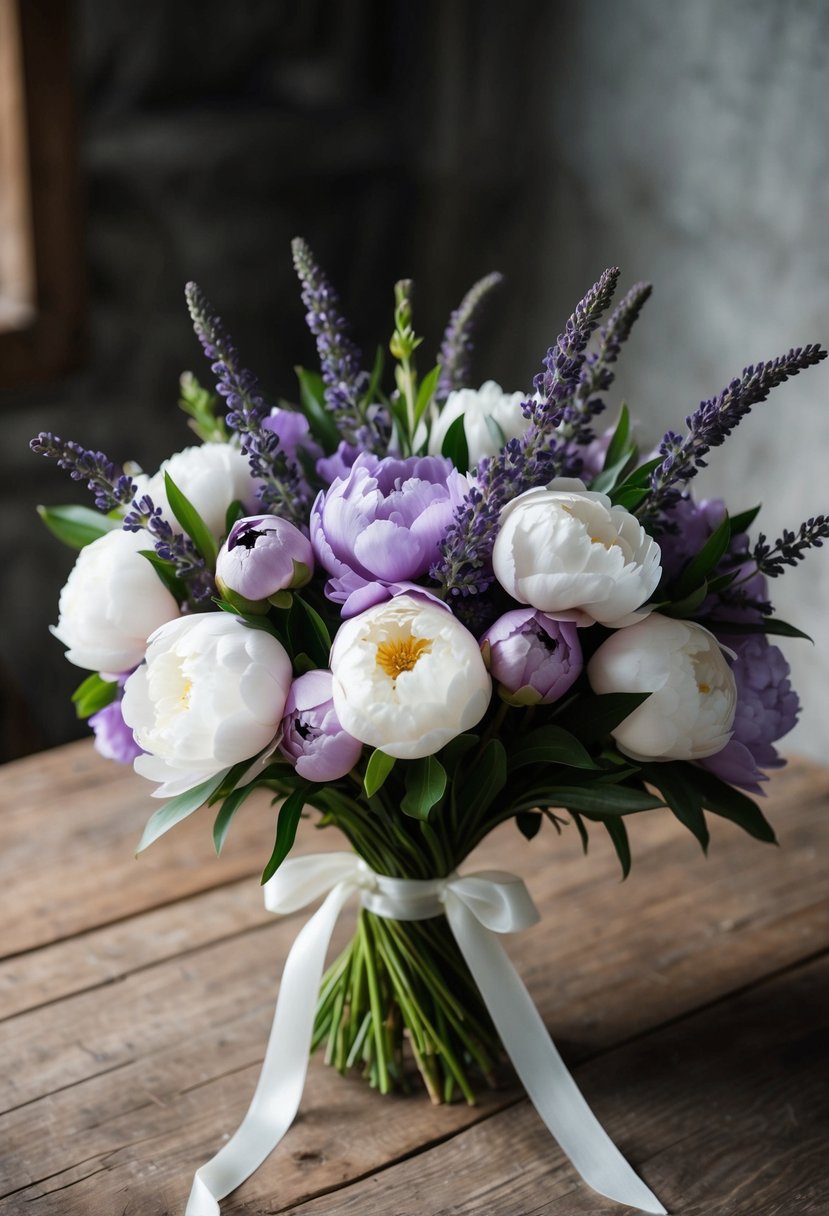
[{"left": 186, "top": 854, "right": 666, "bottom": 1216}]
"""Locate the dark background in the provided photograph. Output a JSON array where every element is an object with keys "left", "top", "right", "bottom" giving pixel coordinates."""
[{"left": 4, "top": 0, "right": 829, "bottom": 760}]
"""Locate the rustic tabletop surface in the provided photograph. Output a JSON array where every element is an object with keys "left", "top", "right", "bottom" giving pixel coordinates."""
[{"left": 1, "top": 741, "right": 827, "bottom": 1215}]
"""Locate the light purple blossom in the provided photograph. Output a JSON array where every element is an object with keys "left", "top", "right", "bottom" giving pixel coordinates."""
[
  {"left": 279, "top": 670, "right": 362, "bottom": 781},
  {"left": 262, "top": 408, "right": 322, "bottom": 496},
  {"left": 659, "top": 496, "right": 727, "bottom": 582},
  {"left": 480, "top": 609, "right": 583, "bottom": 705},
  {"left": 216, "top": 515, "right": 313, "bottom": 603},
  {"left": 316, "top": 441, "right": 366, "bottom": 486},
  {"left": 311, "top": 453, "right": 470, "bottom": 616},
  {"left": 89, "top": 698, "right": 142, "bottom": 765},
  {"left": 702, "top": 634, "right": 799, "bottom": 793}
]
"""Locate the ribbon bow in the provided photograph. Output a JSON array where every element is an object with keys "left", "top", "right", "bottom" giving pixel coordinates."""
[{"left": 186, "top": 854, "right": 666, "bottom": 1216}]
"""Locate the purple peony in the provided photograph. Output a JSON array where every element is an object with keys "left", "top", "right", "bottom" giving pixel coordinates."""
[
  {"left": 216, "top": 515, "right": 313, "bottom": 604},
  {"left": 89, "top": 697, "right": 142, "bottom": 765},
  {"left": 702, "top": 633, "right": 800, "bottom": 793},
  {"left": 316, "top": 441, "right": 364, "bottom": 485},
  {"left": 659, "top": 495, "right": 727, "bottom": 582},
  {"left": 480, "top": 609, "right": 583, "bottom": 705},
  {"left": 311, "top": 453, "right": 470, "bottom": 616},
  {"left": 262, "top": 408, "right": 322, "bottom": 487},
  {"left": 279, "top": 670, "right": 363, "bottom": 781}
]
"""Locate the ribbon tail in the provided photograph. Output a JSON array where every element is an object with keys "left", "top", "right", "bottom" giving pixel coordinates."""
[
  {"left": 185, "top": 881, "right": 354, "bottom": 1216},
  {"left": 444, "top": 894, "right": 667, "bottom": 1216}
]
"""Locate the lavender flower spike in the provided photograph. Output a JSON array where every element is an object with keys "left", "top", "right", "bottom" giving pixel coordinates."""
[
  {"left": 291, "top": 237, "right": 370, "bottom": 443},
  {"left": 435, "top": 271, "right": 504, "bottom": 403},
  {"left": 576, "top": 281, "right": 653, "bottom": 406},
  {"left": 29, "top": 432, "right": 136, "bottom": 513},
  {"left": 185, "top": 282, "right": 308, "bottom": 525},
  {"left": 645, "top": 344, "right": 828, "bottom": 525}
]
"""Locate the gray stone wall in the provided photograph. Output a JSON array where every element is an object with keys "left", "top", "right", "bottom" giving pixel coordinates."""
[{"left": 4, "top": 0, "right": 829, "bottom": 760}]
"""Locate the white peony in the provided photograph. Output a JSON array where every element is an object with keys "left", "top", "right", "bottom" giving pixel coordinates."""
[
  {"left": 52, "top": 527, "right": 181, "bottom": 673},
  {"left": 428, "top": 381, "right": 529, "bottom": 465},
  {"left": 122, "top": 613, "right": 292, "bottom": 797},
  {"left": 135, "top": 443, "right": 259, "bottom": 537},
  {"left": 587, "top": 614, "right": 737, "bottom": 761},
  {"left": 329, "top": 595, "right": 491, "bottom": 759},
  {"left": 492, "top": 479, "right": 662, "bottom": 627}
]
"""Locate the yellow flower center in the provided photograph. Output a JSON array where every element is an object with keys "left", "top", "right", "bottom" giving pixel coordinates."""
[
  {"left": 179, "top": 677, "right": 193, "bottom": 708},
  {"left": 697, "top": 681, "right": 711, "bottom": 695},
  {"left": 376, "top": 635, "right": 431, "bottom": 680}
]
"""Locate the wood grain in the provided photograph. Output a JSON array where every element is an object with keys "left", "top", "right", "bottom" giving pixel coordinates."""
[{"left": 0, "top": 746, "right": 827, "bottom": 1213}]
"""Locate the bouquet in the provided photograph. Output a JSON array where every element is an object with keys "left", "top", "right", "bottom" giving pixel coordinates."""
[{"left": 32, "top": 242, "right": 827, "bottom": 1213}]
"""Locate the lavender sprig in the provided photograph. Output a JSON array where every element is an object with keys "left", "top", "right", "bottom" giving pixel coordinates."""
[
  {"left": 185, "top": 282, "right": 308, "bottom": 525},
  {"left": 30, "top": 432, "right": 137, "bottom": 512},
  {"left": 753, "top": 516, "right": 829, "bottom": 578},
  {"left": 645, "top": 345, "right": 828, "bottom": 526},
  {"left": 291, "top": 237, "right": 373, "bottom": 444},
  {"left": 432, "top": 269, "right": 621, "bottom": 606},
  {"left": 435, "top": 271, "right": 504, "bottom": 403},
  {"left": 123, "top": 494, "right": 215, "bottom": 602},
  {"left": 572, "top": 282, "right": 653, "bottom": 441}
]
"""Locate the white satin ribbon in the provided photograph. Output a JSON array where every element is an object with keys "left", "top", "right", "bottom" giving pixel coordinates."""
[{"left": 185, "top": 854, "right": 666, "bottom": 1216}]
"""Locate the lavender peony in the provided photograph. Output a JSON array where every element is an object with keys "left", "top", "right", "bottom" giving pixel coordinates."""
[
  {"left": 216, "top": 515, "right": 313, "bottom": 605},
  {"left": 480, "top": 609, "right": 583, "bottom": 705},
  {"left": 89, "top": 697, "right": 142, "bottom": 764},
  {"left": 311, "top": 453, "right": 470, "bottom": 616},
  {"left": 279, "top": 670, "right": 363, "bottom": 781},
  {"left": 702, "top": 634, "right": 800, "bottom": 792}
]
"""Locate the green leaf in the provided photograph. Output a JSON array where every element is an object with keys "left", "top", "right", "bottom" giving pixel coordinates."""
[
  {"left": 295, "top": 367, "right": 340, "bottom": 454},
  {"left": 610, "top": 455, "right": 662, "bottom": 501},
  {"left": 163, "top": 471, "right": 217, "bottom": 564},
  {"left": 516, "top": 811, "right": 542, "bottom": 841},
  {"left": 291, "top": 595, "right": 333, "bottom": 666},
  {"left": 37, "top": 504, "right": 120, "bottom": 550},
  {"left": 728, "top": 505, "right": 761, "bottom": 536},
  {"left": 610, "top": 486, "right": 648, "bottom": 512},
  {"left": 589, "top": 449, "right": 637, "bottom": 496},
  {"left": 508, "top": 725, "right": 597, "bottom": 771},
  {"left": 138, "top": 550, "right": 188, "bottom": 600},
  {"left": 261, "top": 786, "right": 309, "bottom": 883},
  {"left": 563, "top": 692, "right": 652, "bottom": 746},
  {"left": 456, "top": 739, "right": 507, "bottom": 820},
  {"left": 440, "top": 413, "right": 469, "bottom": 474},
  {"left": 413, "top": 364, "right": 442, "bottom": 428},
  {"left": 570, "top": 810, "right": 590, "bottom": 854},
  {"left": 212, "top": 781, "right": 262, "bottom": 854},
  {"left": 674, "top": 515, "right": 731, "bottom": 598},
  {"left": 364, "top": 749, "right": 395, "bottom": 798},
  {"left": 541, "top": 784, "right": 665, "bottom": 816},
  {"left": 708, "top": 617, "right": 812, "bottom": 642},
  {"left": 677, "top": 764, "right": 776, "bottom": 843},
  {"left": 644, "top": 763, "right": 709, "bottom": 853},
  {"left": 439, "top": 733, "right": 480, "bottom": 775},
  {"left": 178, "top": 371, "right": 227, "bottom": 443},
  {"left": 224, "top": 499, "right": 246, "bottom": 535},
  {"left": 71, "top": 672, "right": 118, "bottom": 719},
  {"left": 136, "top": 770, "right": 230, "bottom": 853},
  {"left": 361, "top": 346, "right": 386, "bottom": 412},
  {"left": 602, "top": 404, "right": 631, "bottom": 470},
  {"left": 599, "top": 815, "right": 631, "bottom": 878},
  {"left": 660, "top": 580, "right": 711, "bottom": 619},
  {"left": 401, "top": 756, "right": 447, "bottom": 821}
]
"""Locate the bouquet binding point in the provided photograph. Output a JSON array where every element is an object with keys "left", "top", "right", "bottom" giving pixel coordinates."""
[{"left": 32, "top": 240, "right": 828, "bottom": 1211}]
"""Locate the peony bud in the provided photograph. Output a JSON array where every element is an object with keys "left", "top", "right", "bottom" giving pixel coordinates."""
[
  {"left": 587, "top": 614, "right": 736, "bottom": 762},
  {"left": 216, "top": 515, "right": 314, "bottom": 607},
  {"left": 279, "top": 670, "right": 363, "bottom": 781},
  {"left": 480, "top": 609, "right": 583, "bottom": 705},
  {"left": 492, "top": 479, "right": 662, "bottom": 628}
]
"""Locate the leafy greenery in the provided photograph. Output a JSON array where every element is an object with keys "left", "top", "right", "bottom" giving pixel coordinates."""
[
  {"left": 71, "top": 672, "right": 118, "bottom": 719},
  {"left": 163, "top": 471, "right": 217, "bottom": 564},
  {"left": 261, "top": 786, "right": 310, "bottom": 883},
  {"left": 37, "top": 504, "right": 120, "bottom": 549}
]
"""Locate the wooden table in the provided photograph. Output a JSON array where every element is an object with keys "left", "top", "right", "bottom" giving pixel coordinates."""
[{"left": 1, "top": 742, "right": 828, "bottom": 1215}]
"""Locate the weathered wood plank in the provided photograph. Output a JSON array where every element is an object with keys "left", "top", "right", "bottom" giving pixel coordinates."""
[
  {"left": 282, "top": 951, "right": 829, "bottom": 1215},
  {"left": 0, "top": 760, "right": 826, "bottom": 1213}
]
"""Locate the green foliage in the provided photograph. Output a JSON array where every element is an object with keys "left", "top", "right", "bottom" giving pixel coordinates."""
[
  {"left": 672, "top": 515, "right": 731, "bottom": 599},
  {"left": 136, "top": 770, "right": 230, "bottom": 853},
  {"left": 515, "top": 810, "right": 542, "bottom": 840},
  {"left": 163, "top": 472, "right": 217, "bottom": 564},
  {"left": 364, "top": 750, "right": 395, "bottom": 798},
  {"left": 295, "top": 366, "right": 340, "bottom": 453},
  {"left": 508, "top": 724, "right": 597, "bottom": 771},
  {"left": 213, "top": 781, "right": 262, "bottom": 854},
  {"left": 562, "top": 692, "right": 652, "bottom": 746},
  {"left": 710, "top": 617, "right": 812, "bottom": 642},
  {"left": 261, "top": 786, "right": 309, "bottom": 883},
  {"left": 71, "top": 672, "right": 118, "bottom": 719},
  {"left": 401, "top": 756, "right": 447, "bottom": 821},
  {"left": 440, "top": 414, "right": 469, "bottom": 474},
  {"left": 139, "top": 550, "right": 188, "bottom": 600},
  {"left": 178, "top": 371, "right": 227, "bottom": 442},
  {"left": 413, "top": 365, "right": 441, "bottom": 429},
  {"left": 37, "top": 504, "right": 119, "bottom": 550},
  {"left": 599, "top": 815, "right": 631, "bottom": 878}
]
